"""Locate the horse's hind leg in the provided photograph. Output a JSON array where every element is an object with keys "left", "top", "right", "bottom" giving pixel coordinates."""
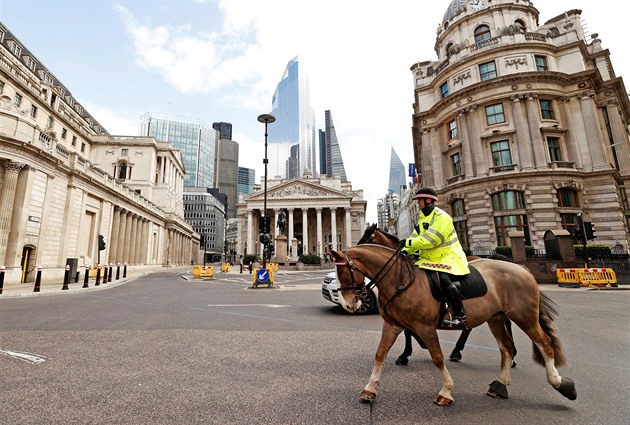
[
  {"left": 486, "top": 315, "right": 514, "bottom": 399},
  {"left": 361, "top": 321, "right": 402, "bottom": 402},
  {"left": 449, "top": 329, "right": 471, "bottom": 362},
  {"left": 506, "top": 319, "right": 517, "bottom": 367}
]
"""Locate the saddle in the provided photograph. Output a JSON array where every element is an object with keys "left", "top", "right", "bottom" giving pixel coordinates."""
[{"left": 426, "top": 265, "right": 487, "bottom": 303}]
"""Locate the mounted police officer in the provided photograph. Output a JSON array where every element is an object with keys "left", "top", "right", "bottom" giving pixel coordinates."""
[{"left": 402, "top": 187, "right": 470, "bottom": 329}]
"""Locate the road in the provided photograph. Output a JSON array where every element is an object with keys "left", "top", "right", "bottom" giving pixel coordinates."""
[{"left": 1, "top": 268, "right": 629, "bottom": 424}]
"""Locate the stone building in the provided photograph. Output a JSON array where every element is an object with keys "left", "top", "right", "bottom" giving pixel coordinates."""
[
  {"left": 410, "top": 0, "right": 630, "bottom": 252},
  {"left": 0, "top": 23, "right": 197, "bottom": 286},
  {"left": 236, "top": 175, "right": 367, "bottom": 259}
]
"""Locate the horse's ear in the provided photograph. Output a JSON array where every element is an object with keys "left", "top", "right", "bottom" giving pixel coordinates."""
[{"left": 329, "top": 249, "right": 342, "bottom": 262}]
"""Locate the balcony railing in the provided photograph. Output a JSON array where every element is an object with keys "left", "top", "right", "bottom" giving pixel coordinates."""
[{"left": 490, "top": 164, "right": 516, "bottom": 173}]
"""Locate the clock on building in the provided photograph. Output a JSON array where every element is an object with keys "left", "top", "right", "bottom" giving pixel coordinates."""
[{"left": 469, "top": 0, "right": 486, "bottom": 11}]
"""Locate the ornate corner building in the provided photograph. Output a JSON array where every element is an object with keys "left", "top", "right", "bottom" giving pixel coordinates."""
[
  {"left": 0, "top": 23, "right": 197, "bottom": 286},
  {"left": 411, "top": 0, "right": 630, "bottom": 252}
]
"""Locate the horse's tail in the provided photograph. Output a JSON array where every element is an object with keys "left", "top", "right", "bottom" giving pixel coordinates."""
[{"left": 532, "top": 291, "right": 567, "bottom": 367}]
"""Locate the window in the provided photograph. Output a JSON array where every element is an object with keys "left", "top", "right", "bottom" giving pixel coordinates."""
[
  {"left": 479, "top": 61, "right": 497, "bottom": 81},
  {"left": 560, "top": 213, "right": 579, "bottom": 237},
  {"left": 535, "top": 55, "right": 548, "bottom": 71},
  {"left": 0, "top": 80, "right": 4, "bottom": 93},
  {"left": 445, "top": 43, "right": 454, "bottom": 58},
  {"left": 547, "top": 137, "right": 561, "bottom": 162},
  {"left": 474, "top": 25, "right": 491, "bottom": 43},
  {"left": 61, "top": 128, "right": 67, "bottom": 140},
  {"left": 440, "top": 81, "right": 449, "bottom": 98},
  {"left": 451, "top": 199, "right": 466, "bottom": 217},
  {"left": 0, "top": 29, "right": 4, "bottom": 42},
  {"left": 47, "top": 116, "right": 54, "bottom": 129},
  {"left": 43, "top": 73, "right": 53, "bottom": 85},
  {"left": 26, "top": 57, "right": 36, "bottom": 71},
  {"left": 451, "top": 153, "right": 461, "bottom": 176},
  {"left": 492, "top": 191, "right": 526, "bottom": 210},
  {"left": 121, "top": 148, "right": 128, "bottom": 156},
  {"left": 81, "top": 142, "right": 86, "bottom": 153},
  {"left": 557, "top": 188, "right": 579, "bottom": 208},
  {"left": 485, "top": 103, "right": 505, "bottom": 125},
  {"left": 10, "top": 42, "right": 22, "bottom": 57},
  {"left": 448, "top": 119, "right": 458, "bottom": 139},
  {"left": 30, "top": 105, "right": 38, "bottom": 118},
  {"left": 14, "top": 93, "right": 22, "bottom": 107},
  {"left": 491, "top": 140, "right": 512, "bottom": 167},
  {"left": 494, "top": 215, "right": 530, "bottom": 246},
  {"left": 118, "top": 162, "right": 128, "bottom": 180},
  {"left": 539, "top": 99, "right": 554, "bottom": 120},
  {"left": 71, "top": 135, "right": 77, "bottom": 147},
  {"left": 454, "top": 220, "right": 469, "bottom": 251}
]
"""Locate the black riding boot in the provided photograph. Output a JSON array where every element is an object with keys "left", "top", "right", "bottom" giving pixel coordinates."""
[{"left": 442, "top": 282, "right": 467, "bottom": 330}]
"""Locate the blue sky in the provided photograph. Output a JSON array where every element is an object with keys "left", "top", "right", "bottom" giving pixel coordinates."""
[{"left": 1, "top": 0, "right": 629, "bottom": 224}]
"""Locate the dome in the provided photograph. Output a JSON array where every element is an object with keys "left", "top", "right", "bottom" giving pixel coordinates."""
[{"left": 443, "top": 0, "right": 488, "bottom": 24}]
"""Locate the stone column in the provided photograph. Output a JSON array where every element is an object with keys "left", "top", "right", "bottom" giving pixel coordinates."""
[
  {"left": 302, "top": 208, "right": 309, "bottom": 255},
  {"left": 0, "top": 161, "right": 25, "bottom": 264},
  {"left": 511, "top": 95, "right": 533, "bottom": 170},
  {"left": 273, "top": 209, "right": 280, "bottom": 238},
  {"left": 420, "top": 130, "right": 434, "bottom": 187},
  {"left": 560, "top": 96, "right": 584, "bottom": 169},
  {"left": 330, "top": 207, "right": 338, "bottom": 252},
  {"left": 246, "top": 210, "right": 253, "bottom": 256},
  {"left": 121, "top": 212, "right": 133, "bottom": 264},
  {"left": 579, "top": 92, "right": 610, "bottom": 171},
  {"left": 129, "top": 214, "right": 138, "bottom": 264},
  {"left": 288, "top": 208, "right": 295, "bottom": 249},
  {"left": 345, "top": 208, "right": 352, "bottom": 249},
  {"left": 467, "top": 105, "right": 488, "bottom": 177},
  {"left": 135, "top": 217, "right": 144, "bottom": 264},
  {"left": 109, "top": 206, "right": 121, "bottom": 264},
  {"left": 458, "top": 111, "right": 474, "bottom": 178},
  {"left": 429, "top": 127, "right": 444, "bottom": 187},
  {"left": 116, "top": 210, "right": 128, "bottom": 264},
  {"left": 141, "top": 219, "right": 149, "bottom": 265},
  {"left": 316, "top": 208, "right": 323, "bottom": 257},
  {"left": 605, "top": 102, "right": 630, "bottom": 176},
  {"left": 525, "top": 94, "right": 548, "bottom": 169}
]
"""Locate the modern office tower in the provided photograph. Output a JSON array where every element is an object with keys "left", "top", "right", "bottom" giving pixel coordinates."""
[
  {"left": 237, "top": 167, "right": 256, "bottom": 198},
  {"left": 183, "top": 188, "right": 227, "bottom": 263},
  {"left": 267, "top": 56, "right": 317, "bottom": 179},
  {"left": 388, "top": 147, "right": 407, "bottom": 195},
  {"left": 318, "top": 129, "right": 327, "bottom": 176},
  {"left": 410, "top": 1, "right": 630, "bottom": 251},
  {"left": 321, "top": 110, "right": 348, "bottom": 182},
  {"left": 212, "top": 122, "right": 232, "bottom": 141},
  {"left": 139, "top": 112, "right": 216, "bottom": 188},
  {"left": 378, "top": 192, "right": 400, "bottom": 232},
  {"left": 214, "top": 138, "right": 239, "bottom": 219}
]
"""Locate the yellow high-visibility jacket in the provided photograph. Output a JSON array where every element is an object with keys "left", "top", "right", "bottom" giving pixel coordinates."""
[{"left": 403, "top": 206, "right": 469, "bottom": 276}]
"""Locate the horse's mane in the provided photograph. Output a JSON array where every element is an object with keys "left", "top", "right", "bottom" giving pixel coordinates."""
[{"left": 359, "top": 224, "right": 401, "bottom": 245}]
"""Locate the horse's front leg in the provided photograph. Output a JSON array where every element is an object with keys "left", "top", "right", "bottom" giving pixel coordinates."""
[
  {"left": 417, "top": 328, "right": 455, "bottom": 405},
  {"left": 361, "top": 321, "right": 402, "bottom": 402}
]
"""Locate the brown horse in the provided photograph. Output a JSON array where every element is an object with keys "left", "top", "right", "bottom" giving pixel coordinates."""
[
  {"left": 358, "top": 224, "right": 517, "bottom": 366},
  {"left": 330, "top": 244, "right": 576, "bottom": 405}
]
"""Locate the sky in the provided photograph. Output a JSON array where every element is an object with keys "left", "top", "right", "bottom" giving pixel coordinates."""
[{"left": 1, "top": 0, "right": 629, "bottom": 224}]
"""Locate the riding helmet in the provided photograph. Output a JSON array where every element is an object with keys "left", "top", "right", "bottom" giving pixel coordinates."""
[{"left": 414, "top": 187, "right": 438, "bottom": 201}]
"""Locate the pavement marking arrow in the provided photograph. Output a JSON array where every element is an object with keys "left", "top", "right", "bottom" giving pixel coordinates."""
[{"left": 0, "top": 349, "right": 48, "bottom": 364}]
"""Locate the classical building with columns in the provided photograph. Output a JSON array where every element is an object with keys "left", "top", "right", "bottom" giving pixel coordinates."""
[
  {"left": 0, "top": 23, "right": 198, "bottom": 286},
  {"left": 236, "top": 175, "right": 367, "bottom": 259},
  {"left": 410, "top": 1, "right": 630, "bottom": 252}
]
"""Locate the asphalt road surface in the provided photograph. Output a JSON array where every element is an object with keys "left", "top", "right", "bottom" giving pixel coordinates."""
[{"left": 1, "top": 268, "right": 629, "bottom": 424}]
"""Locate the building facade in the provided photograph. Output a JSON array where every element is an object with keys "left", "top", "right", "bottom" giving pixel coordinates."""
[
  {"left": 236, "top": 176, "right": 367, "bottom": 259},
  {"left": 0, "top": 23, "right": 197, "bottom": 285},
  {"left": 268, "top": 56, "right": 318, "bottom": 179},
  {"left": 410, "top": 0, "right": 630, "bottom": 252},
  {"left": 140, "top": 112, "right": 216, "bottom": 189},
  {"left": 320, "top": 110, "right": 348, "bottom": 182},
  {"left": 214, "top": 138, "right": 239, "bottom": 219},
  {"left": 237, "top": 166, "right": 255, "bottom": 198},
  {"left": 388, "top": 147, "right": 407, "bottom": 195},
  {"left": 183, "top": 188, "right": 226, "bottom": 263},
  {"left": 212, "top": 121, "right": 233, "bottom": 141}
]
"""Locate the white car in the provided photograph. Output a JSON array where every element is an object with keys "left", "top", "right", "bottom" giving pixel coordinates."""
[{"left": 321, "top": 271, "right": 378, "bottom": 315}]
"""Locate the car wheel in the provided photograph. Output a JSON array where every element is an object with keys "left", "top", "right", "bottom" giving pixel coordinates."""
[{"left": 354, "top": 289, "right": 377, "bottom": 315}]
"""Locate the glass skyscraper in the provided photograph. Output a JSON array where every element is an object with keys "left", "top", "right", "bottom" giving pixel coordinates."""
[
  {"left": 237, "top": 167, "right": 256, "bottom": 197},
  {"left": 139, "top": 112, "right": 216, "bottom": 188},
  {"left": 388, "top": 147, "right": 407, "bottom": 195},
  {"left": 320, "top": 110, "right": 348, "bottom": 182},
  {"left": 267, "top": 56, "right": 317, "bottom": 179}
]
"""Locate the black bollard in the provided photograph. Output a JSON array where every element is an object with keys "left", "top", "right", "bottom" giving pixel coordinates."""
[
  {"left": 33, "top": 266, "right": 42, "bottom": 292},
  {"left": 75, "top": 270, "right": 80, "bottom": 283},
  {"left": 123, "top": 263, "right": 127, "bottom": 278},
  {"left": 116, "top": 263, "right": 120, "bottom": 280},
  {"left": 108, "top": 264, "right": 113, "bottom": 283},
  {"left": 95, "top": 265, "right": 101, "bottom": 286},
  {"left": 83, "top": 265, "right": 90, "bottom": 288},
  {"left": 0, "top": 266, "right": 5, "bottom": 295},
  {"left": 102, "top": 265, "right": 108, "bottom": 284},
  {"left": 62, "top": 265, "right": 70, "bottom": 290}
]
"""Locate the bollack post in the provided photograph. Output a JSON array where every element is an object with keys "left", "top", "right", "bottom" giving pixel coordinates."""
[
  {"left": 33, "top": 265, "right": 42, "bottom": 292},
  {"left": 62, "top": 265, "right": 70, "bottom": 290},
  {"left": 102, "top": 265, "right": 108, "bottom": 284},
  {"left": 95, "top": 264, "right": 101, "bottom": 286},
  {"left": 0, "top": 266, "right": 5, "bottom": 295},
  {"left": 116, "top": 263, "right": 120, "bottom": 280},
  {"left": 83, "top": 265, "right": 90, "bottom": 288},
  {"left": 75, "top": 270, "right": 80, "bottom": 283},
  {"left": 123, "top": 262, "right": 127, "bottom": 278},
  {"left": 108, "top": 264, "right": 113, "bottom": 283}
]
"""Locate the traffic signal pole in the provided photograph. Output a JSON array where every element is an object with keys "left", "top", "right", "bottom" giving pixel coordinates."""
[{"left": 577, "top": 214, "right": 588, "bottom": 268}]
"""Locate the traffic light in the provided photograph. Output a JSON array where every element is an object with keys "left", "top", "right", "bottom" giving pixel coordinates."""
[
  {"left": 98, "top": 234, "right": 106, "bottom": 251},
  {"left": 570, "top": 227, "right": 583, "bottom": 243},
  {"left": 259, "top": 233, "right": 272, "bottom": 245},
  {"left": 584, "top": 221, "right": 596, "bottom": 240},
  {"left": 200, "top": 234, "right": 205, "bottom": 247},
  {"left": 258, "top": 216, "right": 271, "bottom": 234}
]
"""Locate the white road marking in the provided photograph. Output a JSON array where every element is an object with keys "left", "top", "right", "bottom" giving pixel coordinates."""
[
  {"left": 0, "top": 349, "right": 48, "bottom": 364},
  {"left": 207, "top": 304, "right": 289, "bottom": 308}
]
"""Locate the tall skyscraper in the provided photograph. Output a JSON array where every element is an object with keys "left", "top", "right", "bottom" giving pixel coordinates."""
[
  {"left": 320, "top": 110, "right": 348, "bottom": 182},
  {"left": 139, "top": 112, "right": 216, "bottom": 188},
  {"left": 267, "top": 56, "right": 317, "bottom": 179},
  {"left": 237, "top": 167, "right": 256, "bottom": 198},
  {"left": 388, "top": 147, "right": 407, "bottom": 195},
  {"left": 212, "top": 122, "right": 233, "bottom": 141},
  {"left": 214, "top": 138, "right": 239, "bottom": 219}
]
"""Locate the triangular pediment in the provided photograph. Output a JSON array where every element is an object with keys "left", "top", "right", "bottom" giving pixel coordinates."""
[{"left": 247, "top": 179, "right": 348, "bottom": 201}]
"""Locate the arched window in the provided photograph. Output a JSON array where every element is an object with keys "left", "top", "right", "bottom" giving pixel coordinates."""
[
  {"left": 450, "top": 199, "right": 469, "bottom": 251},
  {"left": 118, "top": 162, "right": 128, "bottom": 180},
  {"left": 557, "top": 188, "right": 580, "bottom": 236},
  {"left": 474, "top": 25, "right": 491, "bottom": 43},
  {"left": 514, "top": 19, "right": 526, "bottom": 32},
  {"left": 491, "top": 191, "right": 530, "bottom": 246},
  {"left": 445, "top": 43, "right": 454, "bottom": 58}
]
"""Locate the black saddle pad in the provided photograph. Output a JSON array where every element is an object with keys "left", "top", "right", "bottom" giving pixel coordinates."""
[{"left": 428, "top": 265, "right": 487, "bottom": 302}]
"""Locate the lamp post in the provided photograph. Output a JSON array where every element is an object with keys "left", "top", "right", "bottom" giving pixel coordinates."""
[{"left": 257, "top": 113, "right": 276, "bottom": 269}]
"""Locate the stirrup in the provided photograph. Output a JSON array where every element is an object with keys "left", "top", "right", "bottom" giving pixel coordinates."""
[{"left": 443, "top": 316, "right": 467, "bottom": 330}]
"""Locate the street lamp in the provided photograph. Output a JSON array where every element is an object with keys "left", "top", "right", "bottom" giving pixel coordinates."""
[{"left": 257, "top": 113, "right": 276, "bottom": 269}]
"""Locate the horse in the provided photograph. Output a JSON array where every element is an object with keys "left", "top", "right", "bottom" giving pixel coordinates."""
[
  {"left": 358, "top": 224, "right": 517, "bottom": 367},
  {"left": 330, "top": 244, "right": 576, "bottom": 405}
]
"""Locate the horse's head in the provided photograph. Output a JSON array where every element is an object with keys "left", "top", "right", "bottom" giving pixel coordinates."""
[
  {"left": 329, "top": 248, "right": 370, "bottom": 314},
  {"left": 358, "top": 224, "right": 401, "bottom": 250},
  {"left": 358, "top": 223, "right": 379, "bottom": 245}
]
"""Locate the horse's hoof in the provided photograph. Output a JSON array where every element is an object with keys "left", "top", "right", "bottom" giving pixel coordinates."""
[
  {"left": 360, "top": 390, "right": 377, "bottom": 403},
  {"left": 449, "top": 351, "right": 462, "bottom": 362},
  {"left": 487, "top": 380, "right": 508, "bottom": 399},
  {"left": 395, "top": 356, "right": 409, "bottom": 366},
  {"left": 434, "top": 394, "right": 454, "bottom": 406},
  {"left": 511, "top": 359, "right": 517, "bottom": 368},
  {"left": 554, "top": 377, "right": 577, "bottom": 400}
]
